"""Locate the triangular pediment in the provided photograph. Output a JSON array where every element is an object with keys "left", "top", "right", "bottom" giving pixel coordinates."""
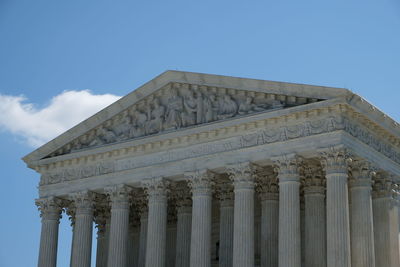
[{"left": 23, "top": 71, "right": 351, "bottom": 163}]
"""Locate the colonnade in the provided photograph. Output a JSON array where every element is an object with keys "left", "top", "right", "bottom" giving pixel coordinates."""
[{"left": 36, "top": 151, "right": 400, "bottom": 267}]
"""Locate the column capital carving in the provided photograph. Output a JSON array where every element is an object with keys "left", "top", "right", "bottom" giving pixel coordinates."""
[
  {"left": 65, "top": 201, "right": 76, "bottom": 226},
  {"left": 69, "top": 191, "right": 95, "bottom": 215},
  {"left": 319, "top": 146, "right": 351, "bottom": 175},
  {"left": 172, "top": 181, "right": 192, "bottom": 209},
  {"left": 105, "top": 184, "right": 133, "bottom": 203},
  {"left": 134, "top": 191, "right": 149, "bottom": 217},
  {"left": 215, "top": 177, "right": 234, "bottom": 206},
  {"left": 272, "top": 153, "right": 302, "bottom": 183},
  {"left": 35, "top": 197, "right": 63, "bottom": 221},
  {"left": 349, "top": 160, "right": 375, "bottom": 188},
  {"left": 372, "top": 172, "right": 400, "bottom": 201},
  {"left": 301, "top": 163, "right": 325, "bottom": 195},
  {"left": 255, "top": 169, "right": 279, "bottom": 200},
  {"left": 94, "top": 196, "right": 109, "bottom": 234},
  {"left": 142, "top": 177, "right": 169, "bottom": 203},
  {"left": 226, "top": 162, "right": 255, "bottom": 190},
  {"left": 186, "top": 170, "right": 214, "bottom": 196}
]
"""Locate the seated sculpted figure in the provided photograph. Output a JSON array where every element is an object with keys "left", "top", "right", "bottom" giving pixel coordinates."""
[
  {"left": 164, "top": 86, "right": 183, "bottom": 129},
  {"left": 145, "top": 98, "right": 165, "bottom": 134},
  {"left": 130, "top": 107, "right": 147, "bottom": 138},
  {"left": 114, "top": 114, "right": 132, "bottom": 141},
  {"left": 182, "top": 90, "right": 197, "bottom": 127},
  {"left": 217, "top": 94, "right": 238, "bottom": 120}
]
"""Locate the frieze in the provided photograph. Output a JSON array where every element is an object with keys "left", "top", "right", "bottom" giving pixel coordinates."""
[
  {"left": 47, "top": 83, "right": 319, "bottom": 158},
  {"left": 40, "top": 114, "right": 400, "bottom": 186}
]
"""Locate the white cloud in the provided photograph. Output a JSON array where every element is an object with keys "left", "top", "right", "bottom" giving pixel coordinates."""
[{"left": 0, "top": 90, "right": 121, "bottom": 147}]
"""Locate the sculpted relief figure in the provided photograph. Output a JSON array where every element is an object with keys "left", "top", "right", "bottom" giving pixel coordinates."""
[
  {"left": 164, "top": 85, "right": 183, "bottom": 130},
  {"left": 182, "top": 89, "right": 197, "bottom": 127},
  {"left": 63, "top": 84, "right": 293, "bottom": 155},
  {"left": 130, "top": 107, "right": 147, "bottom": 138},
  {"left": 217, "top": 94, "right": 238, "bottom": 119},
  {"left": 238, "top": 97, "right": 267, "bottom": 115},
  {"left": 113, "top": 113, "right": 132, "bottom": 141},
  {"left": 145, "top": 98, "right": 165, "bottom": 134}
]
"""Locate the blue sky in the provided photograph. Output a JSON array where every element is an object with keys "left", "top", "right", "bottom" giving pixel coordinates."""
[{"left": 0, "top": 1, "right": 399, "bottom": 266}]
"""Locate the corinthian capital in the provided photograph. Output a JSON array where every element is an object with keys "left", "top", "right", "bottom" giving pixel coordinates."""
[
  {"left": 69, "top": 191, "right": 95, "bottom": 215},
  {"left": 372, "top": 172, "right": 400, "bottom": 200},
  {"left": 142, "top": 177, "right": 169, "bottom": 203},
  {"left": 35, "top": 197, "right": 63, "bottom": 221},
  {"left": 319, "top": 146, "right": 351, "bottom": 175},
  {"left": 349, "top": 160, "right": 375, "bottom": 187},
  {"left": 301, "top": 163, "right": 325, "bottom": 195},
  {"left": 226, "top": 162, "right": 255, "bottom": 190},
  {"left": 272, "top": 154, "right": 301, "bottom": 183},
  {"left": 172, "top": 181, "right": 192, "bottom": 208},
  {"left": 255, "top": 168, "right": 279, "bottom": 200},
  {"left": 186, "top": 170, "right": 214, "bottom": 196},
  {"left": 105, "top": 184, "right": 133, "bottom": 205}
]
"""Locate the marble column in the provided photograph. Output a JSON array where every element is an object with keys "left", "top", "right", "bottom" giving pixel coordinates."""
[
  {"left": 227, "top": 162, "right": 255, "bottom": 267},
  {"left": 65, "top": 204, "right": 76, "bottom": 267},
  {"left": 349, "top": 161, "right": 375, "bottom": 267},
  {"left": 127, "top": 221, "right": 140, "bottom": 267},
  {"left": 70, "top": 191, "right": 95, "bottom": 267},
  {"left": 372, "top": 174, "right": 400, "bottom": 267},
  {"left": 320, "top": 147, "right": 351, "bottom": 267},
  {"left": 94, "top": 210, "right": 107, "bottom": 267},
  {"left": 35, "top": 197, "right": 62, "bottom": 267},
  {"left": 216, "top": 180, "right": 234, "bottom": 267},
  {"left": 144, "top": 178, "right": 169, "bottom": 267},
  {"left": 303, "top": 165, "right": 326, "bottom": 267},
  {"left": 104, "top": 216, "right": 111, "bottom": 266},
  {"left": 137, "top": 199, "right": 148, "bottom": 267},
  {"left": 166, "top": 206, "right": 177, "bottom": 267},
  {"left": 273, "top": 155, "right": 301, "bottom": 267},
  {"left": 128, "top": 205, "right": 141, "bottom": 267},
  {"left": 256, "top": 171, "right": 279, "bottom": 267},
  {"left": 174, "top": 182, "right": 192, "bottom": 267},
  {"left": 105, "top": 185, "right": 132, "bottom": 267},
  {"left": 187, "top": 170, "right": 213, "bottom": 267},
  {"left": 132, "top": 227, "right": 140, "bottom": 267}
]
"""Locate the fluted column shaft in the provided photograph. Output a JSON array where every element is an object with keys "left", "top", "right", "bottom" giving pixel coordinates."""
[
  {"left": 174, "top": 182, "right": 192, "bottom": 267},
  {"left": 95, "top": 226, "right": 106, "bottom": 267},
  {"left": 304, "top": 186, "right": 326, "bottom": 267},
  {"left": 175, "top": 204, "right": 192, "bottom": 267},
  {"left": 278, "top": 178, "right": 301, "bottom": 267},
  {"left": 228, "top": 163, "right": 255, "bottom": 267},
  {"left": 373, "top": 177, "right": 400, "bottom": 267},
  {"left": 187, "top": 171, "right": 213, "bottom": 267},
  {"left": 106, "top": 185, "right": 132, "bottom": 267},
  {"left": 36, "top": 198, "right": 62, "bottom": 267},
  {"left": 138, "top": 212, "right": 148, "bottom": 267},
  {"left": 166, "top": 223, "right": 177, "bottom": 267},
  {"left": 132, "top": 228, "right": 140, "bottom": 267},
  {"left": 127, "top": 225, "right": 139, "bottom": 267},
  {"left": 144, "top": 178, "right": 168, "bottom": 267},
  {"left": 70, "top": 192, "right": 94, "bottom": 267},
  {"left": 321, "top": 149, "right": 351, "bottom": 267},
  {"left": 349, "top": 168, "right": 375, "bottom": 267},
  {"left": 274, "top": 156, "right": 301, "bottom": 267},
  {"left": 260, "top": 193, "right": 279, "bottom": 267},
  {"left": 219, "top": 199, "right": 234, "bottom": 267}
]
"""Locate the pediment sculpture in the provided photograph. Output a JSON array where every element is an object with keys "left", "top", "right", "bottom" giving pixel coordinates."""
[{"left": 49, "top": 83, "right": 319, "bottom": 157}]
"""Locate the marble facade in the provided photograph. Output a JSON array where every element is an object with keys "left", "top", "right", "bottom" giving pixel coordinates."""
[{"left": 24, "top": 71, "right": 400, "bottom": 267}]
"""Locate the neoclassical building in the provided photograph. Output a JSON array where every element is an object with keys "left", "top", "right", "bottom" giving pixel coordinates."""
[{"left": 23, "top": 71, "right": 400, "bottom": 267}]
